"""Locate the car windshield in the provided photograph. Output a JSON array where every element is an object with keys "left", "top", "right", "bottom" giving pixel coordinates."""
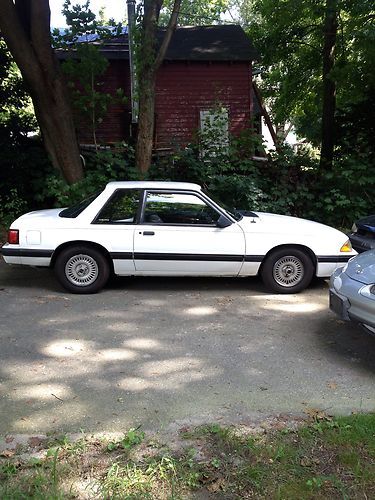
[
  {"left": 203, "top": 190, "right": 243, "bottom": 221},
  {"left": 59, "top": 192, "right": 100, "bottom": 218}
]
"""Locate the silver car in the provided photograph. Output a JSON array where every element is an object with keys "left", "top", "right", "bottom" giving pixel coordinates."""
[{"left": 330, "top": 249, "right": 375, "bottom": 334}]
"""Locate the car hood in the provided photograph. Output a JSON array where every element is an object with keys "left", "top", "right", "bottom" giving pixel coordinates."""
[
  {"left": 344, "top": 249, "right": 375, "bottom": 285},
  {"left": 238, "top": 212, "right": 344, "bottom": 237}
]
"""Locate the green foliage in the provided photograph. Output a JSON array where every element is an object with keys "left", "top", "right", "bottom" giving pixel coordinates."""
[
  {"left": 35, "top": 147, "right": 138, "bottom": 208},
  {"left": 149, "top": 126, "right": 373, "bottom": 227},
  {"left": 107, "top": 427, "right": 145, "bottom": 452},
  {"left": 160, "top": 0, "right": 230, "bottom": 25},
  {"left": 0, "top": 38, "right": 36, "bottom": 134},
  {"left": 0, "top": 189, "right": 27, "bottom": 231},
  {"left": 53, "top": 1, "right": 125, "bottom": 148},
  {"left": 243, "top": 0, "right": 375, "bottom": 148},
  {"left": 0, "top": 38, "right": 52, "bottom": 221}
]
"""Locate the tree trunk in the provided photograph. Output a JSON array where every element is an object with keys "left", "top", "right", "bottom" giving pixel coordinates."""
[
  {"left": 136, "top": 71, "right": 156, "bottom": 175},
  {"left": 0, "top": 0, "right": 83, "bottom": 184},
  {"left": 320, "top": 0, "right": 338, "bottom": 170},
  {"left": 135, "top": 0, "right": 181, "bottom": 174}
]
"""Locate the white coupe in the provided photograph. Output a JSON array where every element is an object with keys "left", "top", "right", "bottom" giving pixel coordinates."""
[{"left": 1, "top": 181, "right": 356, "bottom": 294}]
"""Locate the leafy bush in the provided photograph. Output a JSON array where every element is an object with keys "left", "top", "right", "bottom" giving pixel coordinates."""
[
  {"left": 1, "top": 126, "right": 373, "bottom": 231},
  {"left": 0, "top": 188, "right": 27, "bottom": 233},
  {"left": 149, "top": 136, "right": 373, "bottom": 229},
  {"left": 35, "top": 146, "right": 138, "bottom": 207}
]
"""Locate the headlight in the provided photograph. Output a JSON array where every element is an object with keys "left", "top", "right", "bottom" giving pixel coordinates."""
[
  {"left": 340, "top": 240, "right": 353, "bottom": 252},
  {"left": 360, "top": 284, "right": 375, "bottom": 300},
  {"left": 351, "top": 223, "right": 357, "bottom": 233}
]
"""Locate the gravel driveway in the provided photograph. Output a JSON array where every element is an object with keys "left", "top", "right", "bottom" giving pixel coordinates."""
[{"left": 0, "top": 259, "right": 374, "bottom": 436}]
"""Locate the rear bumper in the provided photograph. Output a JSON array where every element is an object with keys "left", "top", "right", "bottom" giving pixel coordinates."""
[{"left": 1, "top": 244, "right": 53, "bottom": 266}]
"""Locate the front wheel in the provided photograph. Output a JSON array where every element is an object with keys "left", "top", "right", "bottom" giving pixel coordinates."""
[
  {"left": 55, "top": 246, "right": 110, "bottom": 294},
  {"left": 261, "top": 248, "right": 314, "bottom": 293}
]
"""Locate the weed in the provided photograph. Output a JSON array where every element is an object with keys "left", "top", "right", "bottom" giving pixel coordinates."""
[{"left": 107, "top": 427, "right": 145, "bottom": 452}]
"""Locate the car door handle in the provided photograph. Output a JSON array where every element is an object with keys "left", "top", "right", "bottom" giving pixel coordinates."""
[{"left": 142, "top": 231, "right": 155, "bottom": 236}]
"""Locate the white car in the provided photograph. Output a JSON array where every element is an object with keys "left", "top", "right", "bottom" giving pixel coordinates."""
[{"left": 1, "top": 181, "right": 356, "bottom": 294}]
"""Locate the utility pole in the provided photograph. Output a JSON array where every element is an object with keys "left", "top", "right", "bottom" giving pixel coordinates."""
[{"left": 127, "top": 0, "right": 138, "bottom": 125}]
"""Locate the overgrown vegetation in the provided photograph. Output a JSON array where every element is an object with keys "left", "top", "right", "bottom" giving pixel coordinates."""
[
  {"left": 1, "top": 414, "right": 374, "bottom": 498},
  {"left": 0, "top": 128, "right": 373, "bottom": 234}
]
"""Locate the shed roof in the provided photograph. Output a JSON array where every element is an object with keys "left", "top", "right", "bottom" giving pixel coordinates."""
[
  {"left": 159, "top": 25, "right": 258, "bottom": 62},
  {"left": 57, "top": 25, "right": 258, "bottom": 62}
]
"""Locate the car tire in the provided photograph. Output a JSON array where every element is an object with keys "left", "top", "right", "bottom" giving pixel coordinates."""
[
  {"left": 55, "top": 245, "right": 110, "bottom": 294},
  {"left": 261, "top": 248, "right": 314, "bottom": 293}
]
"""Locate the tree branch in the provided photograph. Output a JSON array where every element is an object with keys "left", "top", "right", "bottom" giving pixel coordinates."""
[{"left": 154, "top": 0, "right": 181, "bottom": 70}]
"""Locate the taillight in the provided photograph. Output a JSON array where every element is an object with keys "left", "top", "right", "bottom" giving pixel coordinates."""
[{"left": 8, "top": 229, "right": 19, "bottom": 245}]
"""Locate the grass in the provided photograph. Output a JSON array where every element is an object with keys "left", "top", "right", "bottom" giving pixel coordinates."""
[{"left": 1, "top": 414, "right": 374, "bottom": 499}]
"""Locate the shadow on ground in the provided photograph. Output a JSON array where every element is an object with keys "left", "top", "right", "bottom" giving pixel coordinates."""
[{"left": 0, "top": 261, "right": 374, "bottom": 435}]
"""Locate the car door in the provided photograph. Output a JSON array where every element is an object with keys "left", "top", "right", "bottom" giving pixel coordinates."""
[
  {"left": 133, "top": 190, "right": 245, "bottom": 275},
  {"left": 92, "top": 188, "right": 141, "bottom": 274}
]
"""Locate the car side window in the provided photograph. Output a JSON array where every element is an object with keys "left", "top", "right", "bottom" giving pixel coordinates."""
[
  {"left": 143, "top": 192, "right": 220, "bottom": 225},
  {"left": 94, "top": 189, "right": 140, "bottom": 224}
]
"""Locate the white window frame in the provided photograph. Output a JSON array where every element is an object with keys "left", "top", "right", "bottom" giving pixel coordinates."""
[{"left": 199, "top": 107, "right": 229, "bottom": 157}]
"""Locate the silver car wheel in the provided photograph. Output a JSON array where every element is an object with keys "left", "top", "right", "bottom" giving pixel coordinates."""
[
  {"left": 273, "top": 255, "right": 304, "bottom": 288},
  {"left": 65, "top": 254, "right": 99, "bottom": 287}
]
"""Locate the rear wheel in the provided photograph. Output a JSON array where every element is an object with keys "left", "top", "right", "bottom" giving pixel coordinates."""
[
  {"left": 261, "top": 248, "right": 314, "bottom": 293},
  {"left": 55, "top": 246, "right": 110, "bottom": 294}
]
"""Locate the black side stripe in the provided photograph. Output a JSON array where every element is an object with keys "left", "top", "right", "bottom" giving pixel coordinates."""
[
  {"left": 244, "top": 255, "right": 265, "bottom": 262},
  {"left": 109, "top": 252, "right": 133, "bottom": 259},
  {"left": 135, "top": 253, "right": 244, "bottom": 261},
  {"left": 317, "top": 255, "right": 353, "bottom": 263},
  {"left": 110, "top": 252, "right": 265, "bottom": 262},
  {"left": 110, "top": 253, "right": 351, "bottom": 263},
  {"left": 1, "top": 248, "right": 53, "bottom": 257}
]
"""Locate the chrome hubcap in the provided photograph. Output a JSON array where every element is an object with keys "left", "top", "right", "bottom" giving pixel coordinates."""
[
  {"left": 273, "top": 256, "right": 304, "bottom": 288},
  {"left": 65, "top": 254, "right": 98, "bottom": 287}
]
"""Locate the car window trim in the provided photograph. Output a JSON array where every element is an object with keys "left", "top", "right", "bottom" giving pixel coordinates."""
[
  {"left": 140, "top": 189, "right": 230, "bottom": 227},
  {"left": 91, "top": 188, "right": 144, "bottom": 225}
]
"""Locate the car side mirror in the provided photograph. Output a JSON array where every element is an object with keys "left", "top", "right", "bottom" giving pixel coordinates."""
[{"left": 216, "top": 214, "right": 232, "bottom": 228}]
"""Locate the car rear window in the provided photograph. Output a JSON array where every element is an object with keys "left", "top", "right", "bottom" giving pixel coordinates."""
[{"left": 59, "top": 192, "right": 100, "bottom": 218}]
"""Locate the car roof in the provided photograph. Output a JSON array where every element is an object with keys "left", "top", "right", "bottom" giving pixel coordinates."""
[{"left": 105, "top": 181, "right": 202, "bottom": 191}]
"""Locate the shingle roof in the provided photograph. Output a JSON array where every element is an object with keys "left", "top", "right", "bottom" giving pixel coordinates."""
[
  {"left": 57, "top": 25, "right": 258, "bottom": 62},
  {"left": 159, "top": 25, "right": 258, "bottom": 61}
]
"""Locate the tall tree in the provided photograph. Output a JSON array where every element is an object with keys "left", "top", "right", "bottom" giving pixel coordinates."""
[
  {"left": 320, "top": 0, "right": 338, "bottom": 170},
  {"left": 135, "top": 0, "right": 181, "bottom": 174},
  {"left": 0, "top": 0, "right": 83, "bottom": 184},
  {"left": 240, "top": 0, "right": 374, "bottom": 158}
]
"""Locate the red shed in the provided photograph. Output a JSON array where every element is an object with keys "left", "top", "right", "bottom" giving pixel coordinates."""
[{"left": 60, "top": 25, "right": 259, "bottom": 150}]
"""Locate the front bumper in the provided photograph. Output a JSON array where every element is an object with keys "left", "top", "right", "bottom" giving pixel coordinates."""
[{"left": 329, "top": 268, "right": 375, "bottom": 329}]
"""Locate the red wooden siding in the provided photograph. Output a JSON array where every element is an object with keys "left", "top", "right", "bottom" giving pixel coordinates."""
[
  {"left": 155, "top": 61, "right": 252, "bottom": 149},
  {"left": 76, "top": 60, "right": 253, "bottom": 147},
  {"left": 77, "top": 60, "right": 132, "bottom": 145}
]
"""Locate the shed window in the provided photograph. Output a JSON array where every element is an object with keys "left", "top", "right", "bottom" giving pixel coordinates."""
[{"left": 199, "top": 107, "right": 229, "bottom": 156}]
